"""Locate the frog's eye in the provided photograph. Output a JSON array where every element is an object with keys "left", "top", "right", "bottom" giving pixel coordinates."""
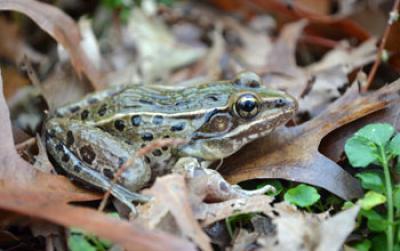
[{"left": 235, "top": 94, "right": 259, "bottom": 119}]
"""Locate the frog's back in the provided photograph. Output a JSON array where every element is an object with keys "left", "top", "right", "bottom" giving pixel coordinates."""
[{"left": 62, "top": 83, "right": 236, "bottom": 145}]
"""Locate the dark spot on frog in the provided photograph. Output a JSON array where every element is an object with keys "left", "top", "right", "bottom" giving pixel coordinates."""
[
  {"left": 206, "top": 95, "right": 218, "bottom": 102},
  {"left": 171, "top": 122, "right": 185, "bottom": 132},
  {"left": 139, "top": 99, "right": 153, "bottom": 105},
  {"left": 73, "top": 165, "right": 81, "bottom": 173},
  {"left": 79, "top": 145, "right": 96, "bottom": 164},
  {"left": 152, "top": 115, "right": 164, "bottom": 125},
  {"left": 81, "top": 110, "right": 89, "bottom": 120},
  {"left": 114, "top": 119, "right": 125, "bottom": 131},
  {"left": 152, "top": 149, "right": 162, "bottom": 157},
  {"left": 144, "top": 156, "right": 151, "bottom": 164},
  {"left": 69, "top": 106, "right": 80, "bottom": 113},
  {"left": 219, "top": 182, "right": 229, "bottom": 192},
  {"left": 98, "top": 104, "right": 107, "bottom": 116},
  {"left": 55, "top": 144, "right": 63, "bottom": 152},
  {"left": 66, "top": 131, "right": 74, "bottom": 147},
  {"left": 103, "top": 169, "right": 114, "bottom": 179},
  {"left": 161, "top": 146, "right": 168, "bottom": 151},
  {"left": 131, "top": 115, "right": 142, "bottom": 126},
  {"left": 61, "top": 153, "right": 70, "bottom": 162},
  {"left": 163, "top": 135, "right": 170, "bottom": 139},
  {"left": 175, "top": 100, "right": 189, "bottom": 106},
  {"left": 142, "top": 132, "right": 154, "bottom": 141},
  {"left": 88, "top": 97, "right": 98, "bottom": 104}
]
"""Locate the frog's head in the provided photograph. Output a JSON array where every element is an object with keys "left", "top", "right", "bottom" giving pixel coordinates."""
[{"left": 180, "top": 71, "right": 297, "bottom": 160}]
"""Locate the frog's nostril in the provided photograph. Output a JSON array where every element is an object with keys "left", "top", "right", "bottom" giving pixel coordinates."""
[{"left": 275, "top": 98, "right": 287, "bottom": 108}]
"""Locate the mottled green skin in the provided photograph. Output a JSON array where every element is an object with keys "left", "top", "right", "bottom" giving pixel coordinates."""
[{"left": 44, "top": 72, "right": 297, "bottom": 208}]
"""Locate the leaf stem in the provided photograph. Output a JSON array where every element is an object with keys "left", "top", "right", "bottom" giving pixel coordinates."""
[{"left": 379, "top": 145, "right": 394, "bottom": 251}]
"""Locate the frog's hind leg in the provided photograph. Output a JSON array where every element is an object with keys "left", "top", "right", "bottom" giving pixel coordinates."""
[
  {"left": 47, "top": 137, "right": 150, "bottom": 212},
  {"left": 45, "top": 119, "right": 151, "bottom": 211}
]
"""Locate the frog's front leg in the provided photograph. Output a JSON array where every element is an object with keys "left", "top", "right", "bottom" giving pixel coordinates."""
[
  {"left": 45, "top": 118, "right": 152, "bottom": 211},
  {"left": 173, "top": 157, "right": 275, "bottom": 201}
]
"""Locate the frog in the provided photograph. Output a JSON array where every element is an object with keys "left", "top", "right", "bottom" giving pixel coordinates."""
[{"left": 44, "top": 71, "right": 297, "bottom": 212}]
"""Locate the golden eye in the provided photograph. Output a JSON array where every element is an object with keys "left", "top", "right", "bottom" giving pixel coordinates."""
[{"left": 235, "top": 94, "right": 259, "bottom": 119}]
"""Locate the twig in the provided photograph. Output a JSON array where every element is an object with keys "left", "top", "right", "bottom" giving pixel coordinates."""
[
  {"left": 363, "top": 0, "right": 400, "bottom": 92},
  {"left": 97, "top": 138, "right": 188, "bottom": 212}
]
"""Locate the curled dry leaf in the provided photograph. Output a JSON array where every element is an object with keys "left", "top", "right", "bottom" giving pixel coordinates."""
[
  {"left": 222, "top": 78, "right": 400, "bottom": 200},
  {"left": 0, "top": 0, "right": 105, "bottom": 90}
]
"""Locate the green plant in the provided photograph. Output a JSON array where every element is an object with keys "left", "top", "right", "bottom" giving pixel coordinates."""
[
  {"left": 345, "top": 123, "right": 400, "bottom": 251},
  {"left": 284, "top": 184, "right": 320, "bottom": 209}
]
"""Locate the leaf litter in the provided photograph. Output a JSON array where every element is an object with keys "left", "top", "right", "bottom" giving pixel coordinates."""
[{"left": 0, "top": 0, "right": 399, "bottom": 250}]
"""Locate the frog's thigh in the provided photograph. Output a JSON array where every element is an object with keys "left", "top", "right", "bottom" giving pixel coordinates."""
[
  {"left": 174, "top": 157, "right": 274, "bottom": 201},
  {"left": 46, "top": 119, "right": 151, "bottom": 203}
]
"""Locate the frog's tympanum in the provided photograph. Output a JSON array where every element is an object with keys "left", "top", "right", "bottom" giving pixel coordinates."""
[{"left": 44, "top": 72, "right": 297, "bottom": 211}]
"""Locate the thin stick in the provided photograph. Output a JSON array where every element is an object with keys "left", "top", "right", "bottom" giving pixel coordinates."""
[{"left": 363, "top": 0, "right": 400, "bottom": 92}]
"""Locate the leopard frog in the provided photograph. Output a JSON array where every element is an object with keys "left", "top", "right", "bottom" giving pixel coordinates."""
[{"left": 44, "top": 72, "right": 297, "bottom": 210}]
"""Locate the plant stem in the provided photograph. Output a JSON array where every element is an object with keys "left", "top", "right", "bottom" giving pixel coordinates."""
[{"left": 380, "top": 146, "right": 394, "bottom": 251}]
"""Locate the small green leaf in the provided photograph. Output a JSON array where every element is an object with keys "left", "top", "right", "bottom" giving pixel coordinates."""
[
  {"left": 68, "top": 234, "right": 96, "bottom": 251},
  {"left": 284, "top": 184, "right": 320, "bottom": 207},
  {"left": 355, "top": 171, "right": 385, "bottom": 193},
  {"left": 361, "top": 209, "right": 387, "bottom": 232},
  {"left": 345, "top": 136, "right": 377, "bottom": 167},
  {"left": 352, "top": 239, "right": 371, "bottom": 251},
  {"left": 359, "top": 191, "right": 386, "bottom": 210},
  {"left": 389, "top": 133, "right": 400, "bottom": 156},
  {"left": 342, "top": 201, "right": 355, "bottom": 210},
  {"left": 355, "top": 123, "right": 395, "bottom": 147}
]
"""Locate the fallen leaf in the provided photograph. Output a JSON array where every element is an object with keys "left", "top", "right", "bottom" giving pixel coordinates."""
[
  {"left": 222, "top": 78, "right": 400, "bottom": 200},
  {"left": 137, "top": 174, "right": 212, "bottom": 251},
  {"left": 0, "top": 187, "right": 195, "bottom": 251},
  {"left": 316, "top": 205, "right": 360, "bottom": 251},
  {"left": 0, "top": 0, "right": 105, "bottom": 90}
]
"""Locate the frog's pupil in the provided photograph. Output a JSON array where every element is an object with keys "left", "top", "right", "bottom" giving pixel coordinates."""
[{"left": 238, "top": 95, "right": 256, "bottom": 112}]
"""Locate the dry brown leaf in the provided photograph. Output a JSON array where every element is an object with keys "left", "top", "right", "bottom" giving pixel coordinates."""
[
  {"left": 0, "top": 0, "right": 105, "bottom": 90},
  {"left": 222, "top": 78, "right": 400, "bottom": 200},
  {"left": 0, "top": 187, "right": 195, "bottom": 251},
  {"left": 137, "top": 174, "right": 212, "bottom": 251}
]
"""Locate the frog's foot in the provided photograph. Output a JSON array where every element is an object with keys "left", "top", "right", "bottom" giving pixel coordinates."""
[
  {"left": 46, "top": 137, "right": 151, "bottom": 211},
  {"left": 173, "top": 157, "right": 274, "bottom": 202}
]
